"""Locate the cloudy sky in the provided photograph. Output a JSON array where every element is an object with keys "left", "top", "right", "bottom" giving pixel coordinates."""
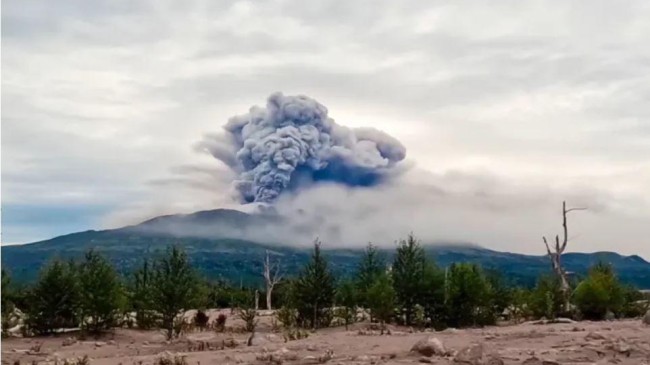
[{"left": 2, "top": 0, "right": 649, "bottom": 257}]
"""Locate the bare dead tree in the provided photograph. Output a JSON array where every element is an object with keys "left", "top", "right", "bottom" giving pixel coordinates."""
[
  {"left": 543, "top": 200, "right": 586, "bottom": 312},
  {"left": 263, "top": 250, "right": 282, "bottom": 310}
]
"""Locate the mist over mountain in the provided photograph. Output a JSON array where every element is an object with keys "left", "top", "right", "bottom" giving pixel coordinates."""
[{"left": 3, "top": 208, "right": 649, "bottom": 289}]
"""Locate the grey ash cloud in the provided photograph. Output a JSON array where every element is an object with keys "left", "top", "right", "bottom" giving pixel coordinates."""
[{"left": 196, "top": 92, "right": 406, "bottom": 202}]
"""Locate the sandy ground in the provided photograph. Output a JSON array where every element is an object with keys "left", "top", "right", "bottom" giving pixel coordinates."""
[{"left": 2, "top": 313, "right": 650, "bottom": 365}]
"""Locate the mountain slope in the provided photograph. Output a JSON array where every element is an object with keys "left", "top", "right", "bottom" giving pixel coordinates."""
[{"left": 3, "top": 209, "right": 650, "bottom": 288}]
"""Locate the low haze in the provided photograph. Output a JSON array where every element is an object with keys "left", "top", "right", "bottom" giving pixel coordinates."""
[{"left": 2, "top": 1, "right": 649, "bottom": 258}]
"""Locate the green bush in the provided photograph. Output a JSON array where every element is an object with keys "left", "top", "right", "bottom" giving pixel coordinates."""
[
  {"left": 527, "top": 275, "right": 564, "bottom": 319},
  {"left": 573, "top": 263, "right": 624, "bottom": 320}
]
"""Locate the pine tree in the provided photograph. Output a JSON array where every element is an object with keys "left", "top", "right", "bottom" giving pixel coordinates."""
[
  {"left": 335, "top": 279, "right": 357, "bottom": 330},
  {"left": 151, "top": 246, "right": 199, "bottom": 339},
  {"left": 2, "top": 269, "right": 14, "bottom": 337},
  {"left": 445, "top": 263, "right": 495, "bottom": 327},
  {"left": 420, "top": 262, "right": 446, "bottom": 329},
  {"left": 294, "top": 239, "right": 335, "bottom": 329},
  {"left": 367, "top": 272, "right": 395, "bottom": 334},
  {"left": 25, "top": 259, "right": 80, "bottom": 335},
  {"left": 78, "top": 250, "right": 124, "bottom": 334},
  {"left": 130, "top": 259, "right": 157, "bottom": 329},
  {"left": 392, "top": 233, "right": 427, "bottom": 325},
  {"left": 355, "top": 243, "right": 385, "bottom": 309}
]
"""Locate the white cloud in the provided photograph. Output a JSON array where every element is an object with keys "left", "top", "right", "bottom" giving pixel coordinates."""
[{"left": 2, "top": 0, "right": 649, "bottom": 256}]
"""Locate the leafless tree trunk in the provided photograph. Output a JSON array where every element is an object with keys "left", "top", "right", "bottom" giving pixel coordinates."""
[
  {"left": 263, "top": 250, "right": 282, "bottom": 310},
  {"left": 543, "top": 201, "right": 585, "bottom": 312}
]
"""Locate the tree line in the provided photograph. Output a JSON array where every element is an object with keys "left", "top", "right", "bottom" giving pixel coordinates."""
[{"left": 2, "top": 234, "right": 648, "bottom": 340}]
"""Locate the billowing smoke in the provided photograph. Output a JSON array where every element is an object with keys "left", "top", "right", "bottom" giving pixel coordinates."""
[{"left": 197, "top": 93, "right": 407, "bottom": 202}]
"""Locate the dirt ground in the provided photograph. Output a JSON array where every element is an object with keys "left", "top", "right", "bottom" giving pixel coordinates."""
[{"left": 2, "top": 311, "right": 650, "bottom": 365}]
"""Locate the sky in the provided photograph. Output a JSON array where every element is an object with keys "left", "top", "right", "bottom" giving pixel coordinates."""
[{"left": 2, "top": 0, "right": 649, "bottom": 257}]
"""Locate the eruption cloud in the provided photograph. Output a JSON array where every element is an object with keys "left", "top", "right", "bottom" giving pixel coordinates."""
[{"left": 197, "top": 93, "right": 407, "bottom": 203}]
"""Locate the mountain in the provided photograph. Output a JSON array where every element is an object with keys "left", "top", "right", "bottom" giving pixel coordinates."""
[{"left": 3, "top": 209, "right": 650, "bottom": 288}]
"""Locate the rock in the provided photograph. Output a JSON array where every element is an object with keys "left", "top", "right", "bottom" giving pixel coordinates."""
[
  {"left": 419, "top": 357, "right": 433, "bottom": 363},
  {"left": 485, "top": 355, "right": 505, "bottom": 365},
  {"left": 453, "top": 343, "right": 484, "bottom": 364},
  {"left": 521, "top": 357, "right": 543, "bottom": 365},
  {"left": 541, "top": 361, "right": 560, "bottom": 365},
  {"left": 411, "top": 336, "right": 447, "bottom": 357},
  {"left": 62, "top": 337, "right": 77, "bottom": 346},
  {"left": 247, "top": 332, "right": 268, "bottom": 346},
  {"left": 604, "top": 310, "right": 616, "bottom": 321},
  {"left": 643, "top": 309, "right": 650, "bottom": 325},
  {"left": 585, "top": 331, "right": 607, "bottom": 341},
  {"left": 94, "top": 341, "right": 106, "bottom": 347},
  {"left": 107, "top": 340, "right": 116, "bottom": 346}
]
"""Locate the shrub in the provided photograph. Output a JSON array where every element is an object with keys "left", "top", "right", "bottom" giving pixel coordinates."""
[
  {"left": 194, "top": 310, "right": 209, "bottom": 330},
  {"left": 527, "top": 275, "right": 564, "bottom": 320},
  {"left": 215, "top": 313, "right": 227, "bottom": 332},
  {"left": 275, "top": 306, "right": 297, "bottom": 328},
  {"left": 573, "top": 262, "right": 625, "bottom": 320},
  {"left": 238, "top": 307, "right": 258, "bottom": 332}
]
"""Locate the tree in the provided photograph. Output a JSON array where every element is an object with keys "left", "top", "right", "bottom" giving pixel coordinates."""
[
  {"left": 392, "top": 233, "right": 426, "bottom": 325},
  {"left": 542, "top": 201, "right": 585, "bottom": 312},
  {"left": 335, "top": 279, "right": 357, "bottom": 330},
  {"left": 445, "top": 263, "right": 495, "bottom": 327},
  {"left": 130, "top": 259, "right": 157, "bottom": 329},
  {"left": 78, "top": 250, "right": 124, "bottom": 334},
  {"left": 420, "top": 262, "right": 446, "bottom": 329},
  {"left": 294, "top": 239, "right": 335, "bottom": 329},
  {"left": 355, "top": 243, "right": 385, "bottom": 309},
  {"left": 262, "top": 250, "right": 282, "bottom": 310},
  {"left": 485, "top": 269, "right": 513, "bottom": 317},
  {"left": 25, "top": 259, "right": 80, "bottom": 335},
  {"left": 151, "top": 246, "right": 199, "bottom": 339},
  {"left": 573, "top": 262, "right": 624, "bottom": 320},
  {"left": 2, "top": 269, "right": 15, "bottom": 336},
  {"left": 528, "top": 275, "right": 564, "bottom": 320},
  {"left": 367, "top": 272, "right": 395, "bottom": 334}
]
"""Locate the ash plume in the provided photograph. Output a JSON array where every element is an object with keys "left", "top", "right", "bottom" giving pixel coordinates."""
[{"left": 197, "top": 92, "right": 407, "bottom": 203}]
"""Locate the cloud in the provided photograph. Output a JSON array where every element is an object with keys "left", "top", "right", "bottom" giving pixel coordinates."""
[{"left": 2, "top": 0, "right": 649, "bottom": 257}]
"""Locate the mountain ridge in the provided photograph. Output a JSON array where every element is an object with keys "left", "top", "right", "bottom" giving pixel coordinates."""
[{"left": 2, "top": 208, "right": 649, "bottom": 288}]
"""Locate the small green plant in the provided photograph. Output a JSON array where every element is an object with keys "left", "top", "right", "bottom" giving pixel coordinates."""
[
  {"left": 62, "top": 355, "right": 90, "bottom": 365},
  {"left": 156, "top": 355, "right": 187, "bottom": 365},
  {"left": 238, "top": 307, "right": 258, "bottom": 332},
  {"left": 275, "top": 306, "right": 297, "bottom": 328}
]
